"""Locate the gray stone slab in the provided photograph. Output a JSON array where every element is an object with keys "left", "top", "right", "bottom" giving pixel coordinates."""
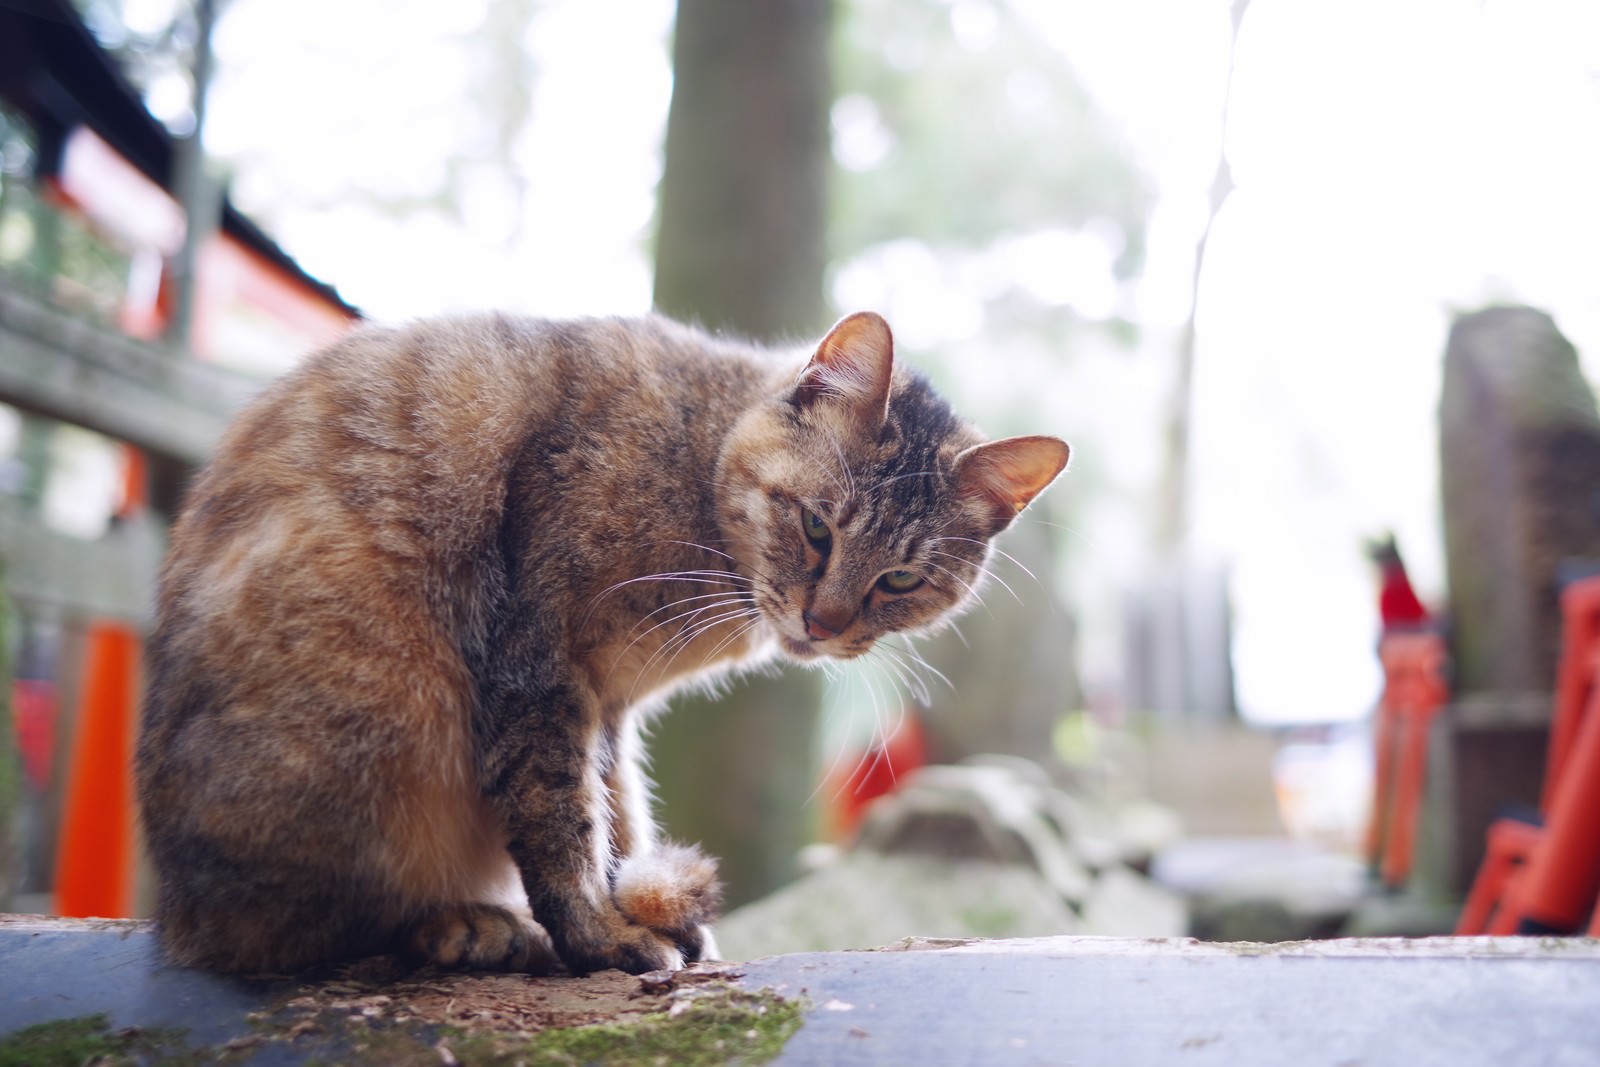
[
  {"left": 0, "top": 918, "right": 279, "bottom": 1046},
  {"left": 4, "top": 917, "right": 1600, "bottom": 1065},
  {"left": 737, "top": 937, "right": 1600, "bottom": 1067}
]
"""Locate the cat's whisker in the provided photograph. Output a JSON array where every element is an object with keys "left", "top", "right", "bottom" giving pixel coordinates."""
[
  {"left": 1028, "top": 517, "right": 1097, "bottom": 549},
  {"left": 623, "top": 604, "right": 764, "bottom": 704},
  {"left": 627, "top": 589, "right": 756, "bottom": 629},
  {"left": 839, "top": 664, "right": 893, "bottom": 802},
  {"left": 931, "top": 536, "right": 1043, "bottom": 591},
  {"left": 945, "top": 618, "right": 971, "bottom": 650},
  {"left": 696, "top": 616, "right": 768, "bottom": 669},
  {"left": 923, "top": 559, "right": 992, "bottom": 617},
  {"left": 656, "top": 539, "right": 741, "bottom": 563},
  {"left": 606, "top": 594, "right": 757, "bottom": 677},
  {"left": 857, "top": 693, "right": 908, "bottom": 794},
  {"left": 811, "top": 659, "right": 879, "bottom": 809},
  {"left": 804, "top": 666, "right": 865, "bottom": 810},
  {"left": 870, "top": 644, "right": 932, "bottom": 708},
  {"left": 883, "top": 637, "right": 953, "bottom": 697},
  {"left": 930, "top": 549, "right": 1019, "bottom": 605},
  {"left": 581, "top": 570, "right": 750, "bottom": 628},
  {"left": 640, "top": 614, "right": 766, "bottom": 704},
  {"left": 651, "top": 540, "right": 781, "bottom": 589},
  {"left": 647, "top": 602, "right": 761, "bottom": 668},
  {"left": 610, "top": 594, "right": 757, "bottom": 661}
]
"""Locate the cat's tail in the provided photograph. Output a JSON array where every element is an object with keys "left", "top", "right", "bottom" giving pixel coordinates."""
[{"left": 612, "top": 841, "right": 723, "bottom": 962}]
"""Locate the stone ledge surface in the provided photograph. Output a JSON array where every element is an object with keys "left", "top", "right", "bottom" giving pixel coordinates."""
[{"left": 3, "top": 916, "right": 1598, "bottom": 1065}]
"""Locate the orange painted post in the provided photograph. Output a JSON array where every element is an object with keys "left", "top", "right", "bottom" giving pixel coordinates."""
[
  {"left": 114, "top": 444, "right": 148, "bottom": 521},
  {"left": 1544, "top": 579, "right": 1600, "bottom": 811},
  {"left": 1456, "top": 577, "right": 1600, "bottom": 934},
  {"left": 53, "top": 619, "right": 141, "bottom": 918},
  {"left": 1375, "top": 633, "right": 1448, "bottom": 888},
  {"left": 1502, "top": 674, "right": 1600, "bottom": 933},
  {"left": 1455, "top": 818, "right": 1542, "bottom": 935},
  {"left": 1365, "top": 697, "right": 1399, "bottom": 872}
]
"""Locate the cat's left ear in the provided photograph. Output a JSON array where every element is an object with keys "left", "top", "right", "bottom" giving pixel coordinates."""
[
  {"left": 792, "top": 311, "right": 894, "bottom": 425},
  {"left": 955, "top": 435, "right": 1071, "bottom": 534}
]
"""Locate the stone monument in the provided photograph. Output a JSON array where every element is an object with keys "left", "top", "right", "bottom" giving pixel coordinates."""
[{"left": 1432, "top": 306, "right": 1600, "bottom": 891}]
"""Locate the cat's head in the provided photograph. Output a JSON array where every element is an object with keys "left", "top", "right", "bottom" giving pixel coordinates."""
[{"left": 716, "top": 311, "right": 1069, "bottom": 663}]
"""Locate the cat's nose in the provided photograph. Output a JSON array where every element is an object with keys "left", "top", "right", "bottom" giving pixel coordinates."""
[{"left": 803, "top": 609, "right": 847, "bottom": 641}]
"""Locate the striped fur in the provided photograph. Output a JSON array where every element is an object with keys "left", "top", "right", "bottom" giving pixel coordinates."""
[{"left": 135, "top": 310, "right": 1067, "bottom": 975}]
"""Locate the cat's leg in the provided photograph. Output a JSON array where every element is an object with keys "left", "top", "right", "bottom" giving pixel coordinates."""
[
  {"left": 603, "top": 715, "right": 722, "bottom": 961},
  {"left": 480, "top": 678, "right": 689, "bottom": 975}
]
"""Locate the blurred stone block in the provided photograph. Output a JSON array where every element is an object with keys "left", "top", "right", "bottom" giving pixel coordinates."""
[{"left": 1439, "top": 306, "right": 1600, "bottom": 695}]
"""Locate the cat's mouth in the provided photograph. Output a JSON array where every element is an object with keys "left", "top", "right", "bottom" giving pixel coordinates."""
[
  {"left": 779, "top": 634, "right": 821, "bottom": 660},
  {"left": 778, "top": 632, "right": 873, "bottom": 662}
]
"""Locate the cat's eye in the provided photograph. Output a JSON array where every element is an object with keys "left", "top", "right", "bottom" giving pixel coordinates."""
[
  {"left": 800, "top": 506, "right": 832, "bottom": 547},
  {"left": 877, "top": 569, "right": 923, "bottom": 594}
]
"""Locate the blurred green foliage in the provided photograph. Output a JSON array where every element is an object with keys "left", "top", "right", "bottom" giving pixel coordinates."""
[{"left": 832, "top": 0, "right": 1152, "bottom": 279}]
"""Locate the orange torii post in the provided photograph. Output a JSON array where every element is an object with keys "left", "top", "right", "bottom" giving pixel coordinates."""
[
  {"left": 1492, "top": 637, "right": 1600, "bottom": 934},
  {"left": 1364, "top": 684, "right": 1399, "bottom": 871},
  {"left": 53, "top": 619, "right": 141, "bottom": 918},
  {"left": 1368, "top": 631, "right": 1449, "bottom": 889},
  {"left": 1458, "top": 575, "right": 1600, "bottom": 935}
]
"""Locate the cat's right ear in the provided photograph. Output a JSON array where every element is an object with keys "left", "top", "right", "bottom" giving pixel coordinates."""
[
  {"left": 792, "top": 311, "right": 894, "bottom": 425},
  {"left": 955, "top": 435, "right": 1071, "bottom": 535}
]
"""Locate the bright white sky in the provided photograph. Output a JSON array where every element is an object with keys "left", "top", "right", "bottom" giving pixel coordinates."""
[{"left": 127, "top": 0, "right": 1600, "bottom": 724}]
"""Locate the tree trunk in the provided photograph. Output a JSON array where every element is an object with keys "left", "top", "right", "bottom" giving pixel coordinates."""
[
  {"left": 653, "top": 0, "right": 831, "bottom": 337},
  {"left": 649, "top": 0, "right": 833, "bottom": 909}
]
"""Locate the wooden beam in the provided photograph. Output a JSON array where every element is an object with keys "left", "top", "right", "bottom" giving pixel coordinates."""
[
  {"left": 0, "top": 502, "right": 162, "bottom": 624},
  {"left": 0, "top": 276, "right": 259, "bottom": 465}
]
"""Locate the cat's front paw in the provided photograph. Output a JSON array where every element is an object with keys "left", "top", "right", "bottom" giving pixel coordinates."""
[
  {"left": 406, "top": 903, "right": 557, "bottom": 972},
  {"left": 675, "top": 922, "right": 721, "bottom": 964},
  {"left": 558, "top": 919, "right": 685, "bottom": 977}
]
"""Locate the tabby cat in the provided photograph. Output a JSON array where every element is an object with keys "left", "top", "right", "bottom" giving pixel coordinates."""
[{"left": 135, "top": 310, "right": 1068, "bottom": 976}]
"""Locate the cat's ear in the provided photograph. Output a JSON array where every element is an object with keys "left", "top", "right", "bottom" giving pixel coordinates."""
[
  {"left": 792, "top": 311, "right": 894, "bottom": 424},
  {"left": 955, "top": 435, "right": 1070, "bottom": 534}
]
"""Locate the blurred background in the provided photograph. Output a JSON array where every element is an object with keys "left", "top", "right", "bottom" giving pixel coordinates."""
[{"left": 4, "top": 0, "right": 1600, "bottom": 950}]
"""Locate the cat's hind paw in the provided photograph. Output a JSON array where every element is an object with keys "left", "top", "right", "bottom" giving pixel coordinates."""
[
  {"left": 405, "top": 903, "right": 558, "bottom": 973},
  {"left": 613, "top": 842, "right": 722, "bottom": 958}
]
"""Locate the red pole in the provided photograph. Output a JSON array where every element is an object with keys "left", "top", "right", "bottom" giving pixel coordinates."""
[
  {"left": 1366, "top": 697, "right": 1398, "bottom": 870},
  {"left": 1376, "top": 633, "right": 1448, "bottom": 888},
  {"left": 53, "top": 620, "right": 141, "bottom": 918},
  {"left": 1455, "top": 818, "right": 1541, "bottom": 935},
  {"left": 1506, "top": 675, "right": 1600, "bottom": 933},
  {"left": 1545, "top": 580, "right": 1600, "bottom": 810}
]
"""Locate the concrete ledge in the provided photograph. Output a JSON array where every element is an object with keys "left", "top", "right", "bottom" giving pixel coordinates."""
[{"left": 3, "top": 916, "right": 1598, "bottom": 1065}]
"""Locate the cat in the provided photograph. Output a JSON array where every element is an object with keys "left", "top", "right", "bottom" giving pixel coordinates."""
[{"left": 135, "top": 309, "right": 1069, "bottom": 976}]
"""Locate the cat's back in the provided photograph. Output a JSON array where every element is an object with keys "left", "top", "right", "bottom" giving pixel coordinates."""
[{"left": 171, "top": 314, "right": 756, "bottom": 558}]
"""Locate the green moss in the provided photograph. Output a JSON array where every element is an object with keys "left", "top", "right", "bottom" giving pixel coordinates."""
[
  {"left": 0, "top": 1014, "right": 197, "bottom": 1067},
  {"left": 448, "top": 987, "right": 804, "bottom": 1067},
  {"left": 0, "top": 985, "right": 803, "bottom": 1066}
]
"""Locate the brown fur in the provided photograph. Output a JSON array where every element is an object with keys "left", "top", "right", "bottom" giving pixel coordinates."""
[{"left": 135, "top": 310, "right": 1068, "bottom": 976}]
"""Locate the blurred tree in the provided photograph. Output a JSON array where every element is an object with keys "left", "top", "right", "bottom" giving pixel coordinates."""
[
  {"left": 649, "top": 0, "right": 833, "bottom": 909},
  {"left": 832, "top": 0, "right": 1149, "bottom": 282},
  {"left": 653, "top": 0, "right": 831, "bottom": 334}
]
